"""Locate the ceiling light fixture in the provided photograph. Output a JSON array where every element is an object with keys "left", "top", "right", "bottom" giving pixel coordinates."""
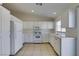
[
  {"left": 32, "top": 10, "right": 34, "bottom": 13},
  {"left": 53, "top": 12, "right": 56, "bottom": 14},
  {"left": 36, "top": 3, "right": 43, "bottom": 6}
]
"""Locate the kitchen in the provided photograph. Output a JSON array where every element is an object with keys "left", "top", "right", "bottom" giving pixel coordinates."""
[{"left": 0, "top": 3, "right": 79, "bottom": 56}]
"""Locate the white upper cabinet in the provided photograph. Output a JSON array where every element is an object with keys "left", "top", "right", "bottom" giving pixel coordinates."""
[
  {"left": 61, "top": 10, "right": 69, "bottom": 27},
  {"left": 47, "top": 22, "right": 53, "bottom": 29},
  {"left": 69, "top": 9, "right": 75, "bottom": 28},
  {"left": 41, "top": 21, "right": 53, "bottom": 29},
  {"left": 40, "top": 22, "right": 48, "bottom": 29},
  {"left": 23, "top": 21, "right": 34, "bottom": 29},
  {"left": 23, "top": 21, "right": 54, "bottom": 29},
  {"left": 61, "top": 8, "right": 75, "bottom": 28}
]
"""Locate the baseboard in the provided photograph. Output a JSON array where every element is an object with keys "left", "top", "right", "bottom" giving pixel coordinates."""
[
  {"left": 48, "top": 42, "right": 59, "bottom": 56},
  {"left": 15, "top": 45, "right": 24, "bottom": 56},
  {"left": 23, "top": 42, "right": 49, "bottom": 45},
  {"left": 10, "top": 45, "right": 23, "bottom": 56},
  {"left": 10, "top": 54, "right": 15, "bottom": 56}
]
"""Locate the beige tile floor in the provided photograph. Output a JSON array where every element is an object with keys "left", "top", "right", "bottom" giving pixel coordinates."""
[{"left": 16, "top": 43, "right": 57, "bottom": 56}]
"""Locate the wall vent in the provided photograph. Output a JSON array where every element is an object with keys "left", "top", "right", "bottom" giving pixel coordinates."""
[{"left": 36, "top": 3, "right": 43, "bottom": 6}]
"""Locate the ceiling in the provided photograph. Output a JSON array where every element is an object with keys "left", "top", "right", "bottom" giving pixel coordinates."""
[{"left": 3, "top": 3, "right": 77, "bottom": 19}]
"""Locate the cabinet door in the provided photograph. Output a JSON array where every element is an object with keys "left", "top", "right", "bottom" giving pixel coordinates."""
[
  {"left": 14, "top": 22, "right": 23, "bottom": 53},
  {"left": 40, "top": 22, "right": 48, "bottom": 29},
  {"left": 0, "top": 33, "right": 2, "bottom": 55},
  {"left": 0, "top": 12, "right": 2, "bottom": 55},
  {"left": 61, "top": 9, "right": 75, "bottom": 28},
  {"left": 69, "top": 9, "right": 76, "bottom": 28},
  {"left": 77, "top": 8, "right": 79, "bottom": 56},
  {"left": 61, "top": 38, "right": 75, "bottom": 56},
  {"left": 61, "top": 11, "right": 69, "bottom": 27},
  {"left": 47, "top": 22, "right": 53, "bottom": 29},
  {"left": 55, "top": 38, "right": 61, "bottom": 55},
  {"left": 49, "top": 34, "right": 55, "bottom": 46},
  {"left": 1, "top": 6, "right": 10, "bottom": 55},
  {"left": 41, "top": 29, "right": 49, "bottom": 42}
]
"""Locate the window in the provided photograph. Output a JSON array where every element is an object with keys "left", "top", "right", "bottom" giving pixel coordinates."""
[
  {"left": 61, "top": 28, "right": 66, "bottom": 32},
  {"left": 56, "top": 20, "right": 61, "bottom": 31},
  {"left": 56, "top": 20, "right": 66, "bottom": 32}
]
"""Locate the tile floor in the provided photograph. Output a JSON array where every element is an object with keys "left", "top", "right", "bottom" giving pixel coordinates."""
[{"left": 16, "top": 43, "right": 57, "bottom": 56}]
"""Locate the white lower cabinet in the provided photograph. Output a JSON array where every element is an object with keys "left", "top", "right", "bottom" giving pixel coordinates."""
[
  {"left": 54, "top": 38, "right": 60, "bottom": 55},
  {"left": 49, "top": 34, "right": 60, "bottom": 55},
  {"left": 49, "top": 35, "right": 76, "bottom": 56},
  {"left": 24, "top": 29, "right": 49, "bottom": 43},
  {"left": 61, "top": 38, "right": 75, "bottom": 56}
]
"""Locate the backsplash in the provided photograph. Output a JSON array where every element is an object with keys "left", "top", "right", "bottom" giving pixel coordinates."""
[{"left": 66, "top": 28, "right": 77, "bottom": 38}]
